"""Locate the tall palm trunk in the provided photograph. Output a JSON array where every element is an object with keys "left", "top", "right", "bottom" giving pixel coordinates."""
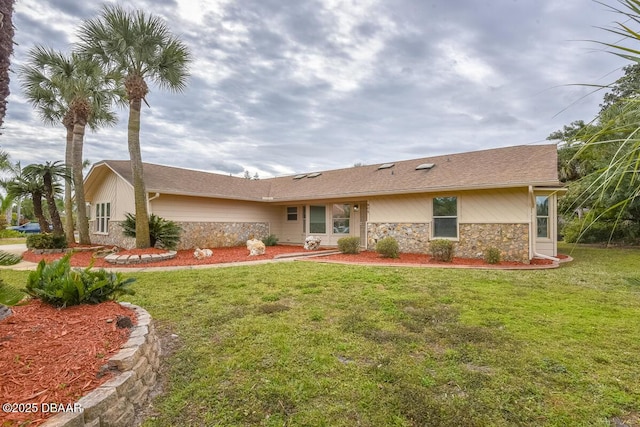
[
  {"left": 42, "top": 171, "right": 63, "bottom": 235},
  {"left": 72, "top": 122, "right": 91, "bottom": 245},
  {"left": 32, "top": 190, "right": 49, "bottom": 233},
  {"left": 63, "top": 115, "right": 75, "bottom": 243},
  {"left": 128, "top": 96, "right": 150, "bottom": 248}
]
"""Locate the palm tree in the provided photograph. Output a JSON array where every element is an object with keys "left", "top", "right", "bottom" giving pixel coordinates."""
[
  {"left": 76, "top": 4, "right": 191, "bottom": 248},
  {"left": 6, "top": 173, "right": 48, "bottom": 233},
  {"left": 0, "top": 0, "right": 14, "bottom": 131},
  {"left": 19, "top": 47, "right": 123, "bottom": 245},
  {"left": 23, "top": 162, "right": 68, "bottom": 236}
]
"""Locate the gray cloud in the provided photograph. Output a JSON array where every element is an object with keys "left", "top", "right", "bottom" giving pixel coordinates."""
[{"left": 1, "top": 0, "right": 631, "bottom": 179}]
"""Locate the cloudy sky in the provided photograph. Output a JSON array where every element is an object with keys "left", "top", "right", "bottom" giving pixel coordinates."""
[{"left": 0, "top": 0, "right": 632, "bottom": 178}]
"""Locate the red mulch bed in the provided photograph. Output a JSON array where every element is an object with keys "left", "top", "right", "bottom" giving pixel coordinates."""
[
  {"left": 20, "top": 246, "right": 565, "bottom": 268},
  {"left": 22, "top": 245, "right": 313, "bottom": 268},
  {"left": 314, "top": 251, "right": 560, "bottom": 267},
  {"left": 0, "top": 300, "right": 135, "bottom": 426}
]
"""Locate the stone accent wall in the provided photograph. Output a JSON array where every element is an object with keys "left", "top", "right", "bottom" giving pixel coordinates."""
[
  {"left": 90, "top": 221, "right": 269, "bottom": 250},
  {"left": 367, "top": 223, "right": 430, "bottom": 253},
  {"left": 90, "top": 221, "right": 135, "bottom": 249},
  {"left": 178, "top": 222, "right": 269, "bottom": 250},
  {"left": 42, "top": 304, "right": 160, "bottom": 427},
  {"left": 456, "top": 223, "right": 529, "bottom": 262}
]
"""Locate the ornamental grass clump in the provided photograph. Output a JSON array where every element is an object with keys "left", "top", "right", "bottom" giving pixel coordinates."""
[
  {"left": 376, "top": 237, "right": 399, "bottom": 258},
  {"left": 25, "top": 254, "right": 135, "bottom": 308},
  {"left": 337, "top": 236, "right": 360, "bottom": 254},
  {"left": 430, "top": 239, "right": 454, "bottom": 262}
]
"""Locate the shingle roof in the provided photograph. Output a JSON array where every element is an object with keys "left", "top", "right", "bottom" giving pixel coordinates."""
[{"left": 86, "top": 144, "right": 561, "bottom": 203}]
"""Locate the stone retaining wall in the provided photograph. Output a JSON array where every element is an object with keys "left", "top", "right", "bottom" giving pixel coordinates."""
[
  {"left": 91, "top": 221, "right": 269, "bottom": 250},
  {"left": 457, "top": 223, "right": 529, "bottom": 262},
  {"left": 42, "top": 304, "right": 160, "bottom": 427},
  {"left": 367, "top": 223, "right": 430, "bottom": 253}
]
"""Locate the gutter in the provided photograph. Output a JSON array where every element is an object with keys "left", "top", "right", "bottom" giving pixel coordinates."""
[{"left": 147, "top": 192, "right": 161, "bottom": 214}]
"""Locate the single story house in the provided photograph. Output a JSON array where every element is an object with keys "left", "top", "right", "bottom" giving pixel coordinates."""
[{"left": 83, "top": 144, "right": 564, "bottom": 262}]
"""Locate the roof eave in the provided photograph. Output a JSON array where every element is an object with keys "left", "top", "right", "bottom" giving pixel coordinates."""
[{"left": 265, "top": 181, "right": 564, "bottom": 202}]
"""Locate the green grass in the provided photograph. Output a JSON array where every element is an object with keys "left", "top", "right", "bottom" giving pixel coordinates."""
[
  {"left": 2, "top": 244, "right": 639, "bottom": 426},
  {"left": 0, "top": 237, "right": 26, "bottom": 245}
]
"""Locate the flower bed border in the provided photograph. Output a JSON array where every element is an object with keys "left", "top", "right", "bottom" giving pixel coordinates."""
[
  {"left": 104, "top": 251, "right": 177, "bottom": 265},
  {"left": 42, "top": 303, "right": 160, "bottom": 427}
]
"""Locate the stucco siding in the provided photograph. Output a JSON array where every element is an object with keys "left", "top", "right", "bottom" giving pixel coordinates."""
[
  {"left": 278, "top": 205, "right": 305, "bottom": 244},
  {"left": 459, "top": 188, "right": 529, "bottom": 223},
  {"left": 368, "top": 195, "right": 430, "bottom": 222},
  {"left": 150, "top": 195, "right": 279, "bottom": 223},
  {"left": 115, "top": 178, "right": 135, "bottom": 220}
]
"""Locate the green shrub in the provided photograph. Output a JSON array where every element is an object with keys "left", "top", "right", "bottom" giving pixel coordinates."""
[
  {"left": 0, "top": 279, "right": 26, "bottom": 306},
  {"left": 0, "top": 229, "right": 24, "bottom": 239},
  {"left": 122, "top": 213, "right": 182, "bottom": 250},
  {"left": 26, "top": 233, "right": 67, "bottom": 250},
  {"left": 262, "top": 234, "right": 279, "bottom": 246},
  {"left": 562, "top": 217, "right": 640, "bottom": 244},
  {"left": 430, "top": 239, "right": 454, "bottom": 262},
  {"left": 337, "top": 236, "right": 360, "bottom": 254},
  {"left": 0, "top": 250, "right": 22, "bottom": 266},
  {"left": 376, "top": 237, "right": 399, "bottom": 258},
  {"left": 25, "top": 254, "right": 136, "bottom": 308},
  {"left": 484, "top": 247, "right": 501, "bottom": 264}
]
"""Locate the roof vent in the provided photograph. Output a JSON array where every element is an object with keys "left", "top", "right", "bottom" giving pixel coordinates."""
[
  {"left": 307, "top": 172, "right": 322, "bottom": 178},
  {"left": 377, "top": 163, "right": 395, "bottom": 170},
  {"left": 415, "top": 163, "right": 435, "bottom": 170},
  {"left": 293, "top": 174, "right": 307, "bottom": 180}
]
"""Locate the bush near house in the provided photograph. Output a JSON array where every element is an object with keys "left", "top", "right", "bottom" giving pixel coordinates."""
[
  {"left": 376, "top": 237, "right": 399, "bottom": 258},
  {"left": 262, "top": 234, "right": 279, "bottom": 246},
  {"left": 337, "top": 236, "right": 360, "bottom": 254},
  {"left": 484, "top": 247, "right": 502, "bottom": 264},
  {"left": 430, "top": 239, "right": 454, "bottom": 262},
  {"left": 122, "top": 213, "right": 182, "bottom": 250}
]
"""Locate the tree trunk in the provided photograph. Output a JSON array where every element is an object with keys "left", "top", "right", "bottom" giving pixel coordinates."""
[
  {"left": 72, "top": 122, "right": 91, "bottom": 245},
  {"left": 128, "top": 97, "right": 150, "bottom": 248},
  {"left": 42, "top": 172, "right": 63, "bottom": 235},
  {"left": 32, "top": 190, "right": 49, "bottom": 233},
  {"left": 64, "top": 122, "right": 75, "bottom": 243}
]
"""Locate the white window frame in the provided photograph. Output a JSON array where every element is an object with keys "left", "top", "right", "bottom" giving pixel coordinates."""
[
  {"left": 286, "top": 206, "right": 298, "bottom": 221},
  {"left": 432, "top": 196, "right": 458, "bottom": 239},
  {"left": 95, "top": 202, "right": 110, "bottom": 234}
]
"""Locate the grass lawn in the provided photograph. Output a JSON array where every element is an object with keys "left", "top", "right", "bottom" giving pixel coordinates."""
[
  {"left": 0, "top": 237, "right": 26, "bottom": 245},
  {"left": 2, "top": 244, "right": 639, "bottom": 426}
]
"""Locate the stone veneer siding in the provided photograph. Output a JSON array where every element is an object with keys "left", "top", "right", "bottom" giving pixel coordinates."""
[
  {"left": 366, "top": 222, "right": 530, "bottom": 262},
  {"left": 367, "top": 223, "right": 430, "bottom": 253},
  {"left": 42, "top": 303, "right": 160, "bottom": 427},
  {"left": 91, "top": 221, "right": 269, "bottom": 250},
  {"left": 456, "top": 223, "right": 529, "bottom": 262}
]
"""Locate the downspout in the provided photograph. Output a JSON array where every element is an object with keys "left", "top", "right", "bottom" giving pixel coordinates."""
[
  {"left": 529, "top": 185, "right": 560, "bottom": 262},
  {"left": 147, "top": 193, "right": 160, "bottom": 214}
]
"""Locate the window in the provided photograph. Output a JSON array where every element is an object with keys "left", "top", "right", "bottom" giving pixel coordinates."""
[
  {"left": 287, "top": 206, "right": 298, "bottom": 221},
  {"left": 536, "top": 196, "right": 549, "bottom": 238},
  {"left": 332, "top": 204, "right": 350, "bottom": 234},
  {"left": 309, "top": 205, "right": 326, "bottom": 233},
  {"left": 95, "top": 202, "right": 110, "bottom": 233},
  {"left": 433, "top": 196, "right": 457, "bottom": 238}
]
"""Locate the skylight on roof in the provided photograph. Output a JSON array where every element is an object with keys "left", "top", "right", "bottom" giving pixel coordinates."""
[
  {"left": 293, "top": 174, "right": 307, "bottom": 180},
  {"left": 307, "top": 172, "right": 322, "bottom": 178},
  {"left": 377, "top": 163, "right": 395, "bottom": 170},
  {"left": 415, "top": 163, "right": 435, "bottom": 170}
]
